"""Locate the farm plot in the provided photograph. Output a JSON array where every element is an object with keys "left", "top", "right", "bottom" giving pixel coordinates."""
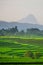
[{"left": 0, "top": 37, "right": 43, "bottom": 62}]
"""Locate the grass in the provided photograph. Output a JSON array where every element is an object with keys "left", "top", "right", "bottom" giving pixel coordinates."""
[{"left": 0, "top": 36, "right": 43, "bottom": 62}]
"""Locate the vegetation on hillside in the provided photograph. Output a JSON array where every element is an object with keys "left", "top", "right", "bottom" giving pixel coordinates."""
[
  {"left": 0, "top": 26, "right": 43, "bottom": 37},
  {"left": 0, "top": 37, "right": 43, "bottom": 62},
  {"left": 0, "top": 26, "right": 43, "bottom": 62}
]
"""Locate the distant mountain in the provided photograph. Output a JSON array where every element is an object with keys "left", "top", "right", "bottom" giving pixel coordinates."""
[
  {"left": 0, "top": 15, "right": 43, "bottom": 31},
  {"left": 18, "top": 15, "right": 38, "bottom": 24}
]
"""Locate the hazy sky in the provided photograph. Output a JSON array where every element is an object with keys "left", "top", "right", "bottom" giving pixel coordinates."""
[{"left": 0, "top": 0, "right": 43, "bottom": 25}]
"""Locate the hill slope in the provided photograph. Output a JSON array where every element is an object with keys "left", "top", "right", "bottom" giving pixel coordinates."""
[{"left": 0, "top": 15, "right": 43, "bottom": 31}]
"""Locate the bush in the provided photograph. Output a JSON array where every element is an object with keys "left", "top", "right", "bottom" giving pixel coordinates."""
[
  {"left": 35, "top": 52, "right": 41, "bottom": 59},
  {"left": 24, "top": 51, "right": 34, "bottom": 59}
]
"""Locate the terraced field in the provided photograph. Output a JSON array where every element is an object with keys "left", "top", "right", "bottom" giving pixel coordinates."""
[{"left": 0, "top": 36, "right": 43, "bottom": 62}]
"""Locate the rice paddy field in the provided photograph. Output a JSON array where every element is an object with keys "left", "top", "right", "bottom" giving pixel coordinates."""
[{"left": 0, "top": 36, "right": 43, "bottom": 64}]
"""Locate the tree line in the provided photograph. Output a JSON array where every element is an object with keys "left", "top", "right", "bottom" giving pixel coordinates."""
[{"left": 0, "top": 26, "right": 43, "bottom": 36}]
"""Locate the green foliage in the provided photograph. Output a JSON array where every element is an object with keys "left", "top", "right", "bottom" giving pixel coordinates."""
[
  {"left": 35, "top": 52, "right": 41, "bottom": 59},
  {"left": 0, "top": 26, "right": 43, "bottom": 37},
  {"left": 0, "top": 26, "right": 18, "bottom": 36},
  {"left": 0, "top": 36, "right": 43, "bottom": 62},
  {"left": 24, "top": 51, "right": 34, "bottom": 59}
]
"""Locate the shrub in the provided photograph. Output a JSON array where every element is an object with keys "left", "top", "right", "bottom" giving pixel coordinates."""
[
  {"left": 24, "top": 51, "right": 34, "bottom": 59},
  {"left": 35, "top": 52, "right": 41, "bottom": 59}
]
